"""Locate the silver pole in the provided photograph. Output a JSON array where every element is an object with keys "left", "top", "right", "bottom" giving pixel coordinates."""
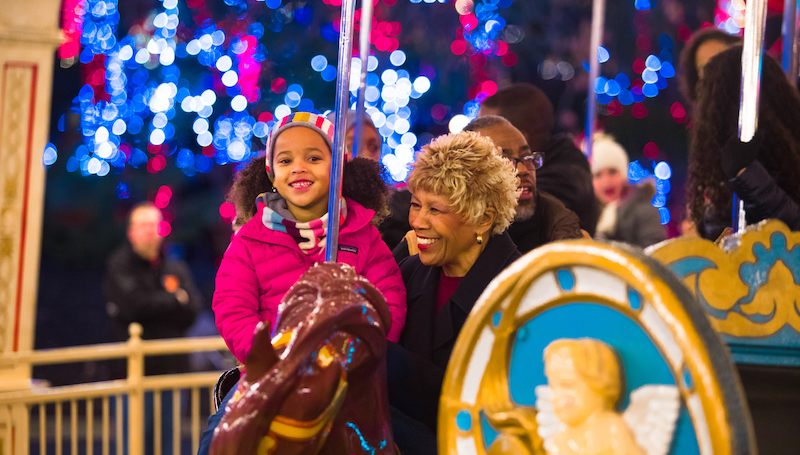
[
  {"left": 738, "top": 0, "right": 768, "bottom": 143},
  {"left": 583, "top": 0, "right": 606, "bottom": 160},
  {"left": 734, "top": 0, "right": 768, "bottom": 234},
  {"left": 326, "top": 0, "right": 357, "bottom": 262},
  {"left": 353, "top": 0, "right": 374, "bottom": 158},
  {"left": 781, "top": 0, "right": 800, "bottom": 79}
]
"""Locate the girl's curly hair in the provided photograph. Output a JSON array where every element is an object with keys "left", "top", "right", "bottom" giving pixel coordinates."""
[
  {"left": 342, "top": 157, "right": 391, "bottom": 225},
  {"left": 227, "top": 156, "right": 272, "bottom": 228},
  {"left": 227, "top": 156, "right": 390, "bottom": 227},
  {"left": 687, "top": 46, "right": 800, "bottom": 234}
]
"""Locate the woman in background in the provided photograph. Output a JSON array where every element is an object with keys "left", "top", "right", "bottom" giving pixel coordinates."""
[
  {"left": 679, "top": 27, "right": 741, "bottom": 108},
  {"left": 590, "top": 134, "right": 666, "bottom": 248},
  {"left": 687, "top": 46, "right": 800, "bottom": 239}
]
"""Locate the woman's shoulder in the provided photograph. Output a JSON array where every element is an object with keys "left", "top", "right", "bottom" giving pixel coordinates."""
[{"left": 397, "top": 254, "right": 428, "bottom": 281}]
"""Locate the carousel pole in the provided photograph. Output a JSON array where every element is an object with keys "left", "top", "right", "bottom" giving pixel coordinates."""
[
  {"left": 325, "top": 0, "right": 357, "bottom": 262},
  {"left": 733, "top": 0, "right": 769, "bottom": 235},
  {"left": 583, "top": 0, "right": 607, "bottom": 160},
  {"left": 781, "top": 0, "right": 800, "bottom": 80},
  {"left": 353, "top": 0, "right": 374, "bottom": 158}
]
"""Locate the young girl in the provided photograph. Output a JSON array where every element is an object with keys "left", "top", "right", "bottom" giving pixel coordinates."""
[{"left": 213, "top": 112, "right": 407, "bottom": 365}]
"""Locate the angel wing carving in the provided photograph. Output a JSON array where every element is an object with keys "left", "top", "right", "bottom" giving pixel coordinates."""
[
  {"left": 622, "top": 385, "right": 681, "bottom": 455},
  {"left": 534, "top": 384, "right": 562, "bottom": 443},
  {"left": 534, "top": 384, "right": 680, "bottom": 455}
]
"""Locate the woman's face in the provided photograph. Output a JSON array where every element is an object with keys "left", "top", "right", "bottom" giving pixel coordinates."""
[
  {"left": 272, "top": 127, "right": 332, "bottom": 222},
  {"left": 409, "top": 190, "right": 484, "bottom": 277},
  {"left": 593, "top": 167, "right": 626, "bottom": 204}
]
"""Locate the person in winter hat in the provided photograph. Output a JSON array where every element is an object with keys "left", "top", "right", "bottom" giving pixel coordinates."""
[{"left": 590, "top": 134, "right": 666, "bottom": 248}]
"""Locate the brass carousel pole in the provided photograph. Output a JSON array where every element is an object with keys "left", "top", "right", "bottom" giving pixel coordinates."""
[
  {"left": 353, "top": 0, "right": 374, "bottom": 158},
  {"left": 733, "top": 0, "right": 769, "bottom": 235},
  {"left": 326, "top": 0, "right": 357, "bottom": 262},
  {"left": 584, "top": 0, "right": 607, "bottom": 160}
]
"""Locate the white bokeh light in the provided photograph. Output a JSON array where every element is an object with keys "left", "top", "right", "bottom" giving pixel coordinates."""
[{"left": 448, "top": 114, "right": 470, "bottom": 133}]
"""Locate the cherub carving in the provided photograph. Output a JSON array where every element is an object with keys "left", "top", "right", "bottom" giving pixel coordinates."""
[{"left": 535, "top": 338, "right": 680, "bottom": 455}]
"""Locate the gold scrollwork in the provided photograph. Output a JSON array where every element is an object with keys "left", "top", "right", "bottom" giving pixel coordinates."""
[{"left": 648, "top": 220, "right": 800, "bottom": 338}]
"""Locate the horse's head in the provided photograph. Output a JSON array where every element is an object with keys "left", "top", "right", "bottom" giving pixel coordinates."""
[{"left": 210, "top": 262, "right": 396, "bottom": 455}]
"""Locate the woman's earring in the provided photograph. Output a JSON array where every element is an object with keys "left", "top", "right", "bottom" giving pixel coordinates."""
[
  {"left": 271, "top": 186, "right": 277, "bottom": 193},
  {"left": 477, "top": 234, "right": 483, "bottom": 245}
]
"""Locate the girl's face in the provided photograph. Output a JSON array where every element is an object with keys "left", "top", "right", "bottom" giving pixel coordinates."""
[
  {"left": 272, "top": 127, "right": 332, "bottom": 222},
  {"left": 593, "top": 167, "right": 626, "bottom": 204}
]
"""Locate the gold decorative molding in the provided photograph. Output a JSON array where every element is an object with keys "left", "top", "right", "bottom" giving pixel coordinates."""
[
  {"left": 0, "top": 26, "right": 63, "bottom": 47},
  {"left": 648, "top": 220, "right": 800, "bottom": 339},
  {"left": 439, "top": 240, "right": 755, "bottom": 455},
  {"left": 0, "top": 62, "right": 36, "bottom": 355}
]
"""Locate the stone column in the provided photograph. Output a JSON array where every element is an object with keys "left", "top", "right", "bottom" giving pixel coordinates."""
[{"left": 0, "top": 0, "right": 61, "bottom": 390}]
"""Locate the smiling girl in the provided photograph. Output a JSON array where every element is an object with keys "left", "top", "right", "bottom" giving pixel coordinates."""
[{"left": 213, "top": 112, "right": 406, "bottom": 365}]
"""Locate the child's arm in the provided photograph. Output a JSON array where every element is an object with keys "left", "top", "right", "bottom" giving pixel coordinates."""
[
  {"left": 362, "top": 228, "right": 407, "bottom": 342},
  {"left": 213, "top": 237, "right": 266, "bottom": 364}
]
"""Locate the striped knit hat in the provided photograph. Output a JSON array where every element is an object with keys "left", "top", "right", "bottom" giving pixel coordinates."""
[{"left": 264, "top": 112, "right": 338, "bottom": 181}]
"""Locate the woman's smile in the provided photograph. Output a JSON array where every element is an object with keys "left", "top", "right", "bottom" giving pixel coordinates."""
[{"left": 416, "top": 235, "right": 439, "bottom": 249}]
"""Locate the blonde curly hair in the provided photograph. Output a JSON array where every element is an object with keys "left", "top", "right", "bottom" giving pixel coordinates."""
[{"left": 408, "top": 131, "right": 520, "bottom": 235}]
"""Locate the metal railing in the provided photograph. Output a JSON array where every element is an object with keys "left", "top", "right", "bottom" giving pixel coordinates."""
[{"left": 0, "top": 323, "right": 229, "bottom": 455}]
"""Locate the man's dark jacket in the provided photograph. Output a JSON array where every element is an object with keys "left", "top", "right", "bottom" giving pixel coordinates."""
[
  {"left": 106, "top": 243, "right": 201, "bottom": 375},
  {"left": 537, "top": 135, "right": 599, "bottom": 236},
  {"left": 508, "top": 191, "right": 583, "bottom": 254}
]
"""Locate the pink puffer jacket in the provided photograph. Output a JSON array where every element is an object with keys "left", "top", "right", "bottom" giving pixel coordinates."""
[{"left": 213, "top": 197, "right": 407, "bottom": 363}]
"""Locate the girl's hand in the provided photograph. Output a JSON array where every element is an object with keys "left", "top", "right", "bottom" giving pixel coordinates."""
[{"left": 720, "top": 132, "right": 762, "bottom": 179}]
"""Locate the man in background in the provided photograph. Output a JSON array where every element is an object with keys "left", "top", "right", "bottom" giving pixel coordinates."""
[
  {"left": 106, "top": 202, "right": 201, "bottom": 371},
  {"left": 479, "top": 83, "right": 599, "bottom": 236},
  {"left": 465, "top": 116, "right": 584, "bottom": 253},
  {"left": 106, "top": 201, "right": 201, "bottom": 455}
]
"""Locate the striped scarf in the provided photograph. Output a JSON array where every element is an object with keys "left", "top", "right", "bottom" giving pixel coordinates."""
[{"left": 257, "top": 192, "right": 346, "bottom": 256}]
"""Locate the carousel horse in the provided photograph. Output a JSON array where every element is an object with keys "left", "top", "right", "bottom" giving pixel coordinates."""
[
  {"left": 209, "top": 262, "right": 396, "bottom": 455},
  {"left": 438, "top": 240, "right": 756, "bottom": 455}
]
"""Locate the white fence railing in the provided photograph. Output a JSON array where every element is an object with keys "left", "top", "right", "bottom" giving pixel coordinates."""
[{"left": 0, "top": 323, "right": 229, "bottom": 455}]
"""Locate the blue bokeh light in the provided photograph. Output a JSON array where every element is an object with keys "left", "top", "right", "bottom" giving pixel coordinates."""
[
  {"left": 597, "top": 46, "right": 610, "bottom": 63},
  {"left": 311, "top": 55, "right": 328, "bottom": 72},
  {"left": 654, "top": 161, "right": 672, "bottom": 179}
]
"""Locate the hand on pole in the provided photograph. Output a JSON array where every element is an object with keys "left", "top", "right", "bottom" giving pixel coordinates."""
[{"left": 721, "top": 131, "right": 762, "bottom": 179}]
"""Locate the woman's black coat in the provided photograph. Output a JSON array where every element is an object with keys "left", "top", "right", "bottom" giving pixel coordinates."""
[{"left": 387, "top": 231, "right": 520, "bottom": 439}]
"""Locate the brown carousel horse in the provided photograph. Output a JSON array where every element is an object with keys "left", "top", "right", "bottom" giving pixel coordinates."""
[{"left": 210, "top": 262, "right": 396, "bottom": 455}]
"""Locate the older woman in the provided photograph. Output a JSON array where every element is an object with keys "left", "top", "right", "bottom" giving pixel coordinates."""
[{"left": 388, "top": 131, "right": 520, "bottom": 453}]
